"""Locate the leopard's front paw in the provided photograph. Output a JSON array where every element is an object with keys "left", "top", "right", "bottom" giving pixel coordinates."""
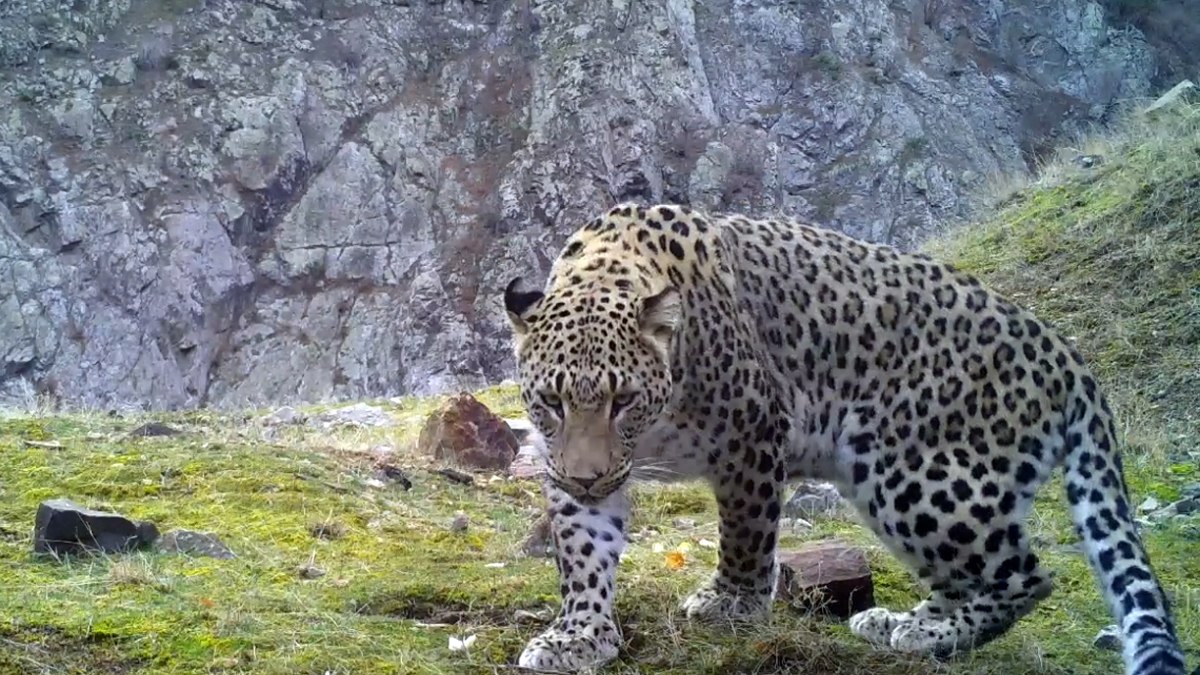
[
  {"left": 848, "top": 606, "right": 910, "bottom": 646},
  {"left": 889, "top": 618, "right": 957, "bottom": 658},
  {"left": 681, "top": 578, "right": 772, "bottom": 625},
  {"left": 517, "top": 618, "right": 620, "bottom": 673}
]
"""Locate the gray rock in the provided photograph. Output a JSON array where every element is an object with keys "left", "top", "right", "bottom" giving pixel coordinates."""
[
  {"left": 1177, "top": 498, "right": 1199, "bottom": 516},
  {"left": 33, "top": 498, "right": 159, "bottom": 556},
  {"left": 261, "top": 406, "right": 304, "bottom": 426},
  {"left": 156, "top": 529, "right": 236, "bottom": 560},
  {"left": 1139, "top": 496, "right": 1161, "bottom": 513},
  {"left": 127, "top": 422, "right": 181, "bottom": 438},
  {"left": 0, "top": 1, "right": 1194, "bottom": 410},
  {"left": 296, "top": 563, "right": 326, "bottom": 579},
  {"left": 1143, "top": 79, "right": 1196, "bottom": 116},
  {"left": 1093, "top": 624, "right": 1122, "bottom": 651},
  {"left": 311, "top": 403, "right": 394, "bottom": 429},
  {"left": 784, "top": 481, "right": 845, "bottom": 519}
]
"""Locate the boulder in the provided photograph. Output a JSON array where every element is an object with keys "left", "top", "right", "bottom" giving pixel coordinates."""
[
  {"left": 33, "top": 499, "right": 159, "bottom": 556},
  {"left": 776, "top": 539, "right": 874, "bottom": 619},
  {"left": 418, "top": 392, "right": 519, "bottom": 471}
]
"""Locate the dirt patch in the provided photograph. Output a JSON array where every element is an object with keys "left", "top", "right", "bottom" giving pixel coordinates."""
[{"left": 353, "top": 591, "right": 544, "bottom": 626}]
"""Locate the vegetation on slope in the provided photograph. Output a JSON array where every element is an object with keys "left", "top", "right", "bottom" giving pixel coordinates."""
[{"left": 1, "top": 100, "right": 1198, "bottom": 674}]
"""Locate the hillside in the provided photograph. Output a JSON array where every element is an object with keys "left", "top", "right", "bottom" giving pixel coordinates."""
[{"left": 0, "top": 99, "right": 1198, "bottom": 674}]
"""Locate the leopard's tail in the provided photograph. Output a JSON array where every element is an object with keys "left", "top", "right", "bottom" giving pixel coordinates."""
[{"left": 1062, "top": 380, "right": 1186, "bottom": 675}]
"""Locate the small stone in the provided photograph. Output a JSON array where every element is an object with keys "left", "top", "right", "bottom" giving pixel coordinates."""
[
  {"left": 262, "top": 406, "right": 304, "bottom": 425},
  {"left": 1139, "top": 496, "right": 1161, "bottom": 513},
  {"left": 156, "top": 529, "right": 235, "bottom": 559},
  {"left": 451, "top": 512, "right": 469, "bottom": 533},
  {"left": 297, "top": 563, "right": 326, "bottom": 579},
  {"left": 779, "top": 517, "right": 813, "bottom": 531},
  {"left": 776, "top": 539, "right": 874, "bottom": 619},
  {"left": 418, "top": 392, "right": 519, "bottom": 471},
  {"left": 127, "top": 422, "right": 181, "bottom": 438},
  {"left": 434, "top": 468, "right": 474, "bottom": 485},
  {"left": 364, "top": 478, "right": 386, "bottom": 489},
  {"left": 375, "top": 464, "right": 413, "bottom": 490},
  {"left": 1181, "top": 483, "right": 1200, "bottom": 499},
  {"left": 309, "top": 521, "right": 348, "bottom": 540},
  {"left": 672, "top": 517, "right": 696, "bottom": 530},
  {"left": 34, "top": 499, "right": 159, "bottom": 556},
  {"left": 1093, "top": 624, "right": 1122, "bottom": 651},
  {"left": 1175, "top": 498, "right": 1198, "bottom": 515},
  {"left": 513, "top": 609, "right": 547, "bottom": 624}
]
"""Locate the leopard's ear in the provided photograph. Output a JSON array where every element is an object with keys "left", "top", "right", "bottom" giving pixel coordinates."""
[
  {"left": 504, "top": 276, "right": 544, "bottom": 340},
  {"left": 638, "top": 285, "right": 680, "bottom": 360}
]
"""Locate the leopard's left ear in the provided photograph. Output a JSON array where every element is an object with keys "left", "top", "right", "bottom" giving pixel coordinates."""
[
  {"left": 504, "top": 276, "right": 544, "bottom": 339},
  {"left": 638, "top": 285, "right": 680, "bottom": 360}
]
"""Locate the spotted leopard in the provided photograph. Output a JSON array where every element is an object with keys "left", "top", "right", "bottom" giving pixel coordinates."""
[{"left": 502, "top": 203, "right": 1186, "bottom": 675}]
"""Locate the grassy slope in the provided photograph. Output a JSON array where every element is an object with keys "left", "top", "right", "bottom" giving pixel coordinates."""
[{"left": 2, "top": 103, "right": 1199, "bottom": 674}]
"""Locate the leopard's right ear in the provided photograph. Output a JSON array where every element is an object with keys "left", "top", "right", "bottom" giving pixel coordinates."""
[{"left": 503, "top": 276, "right": 544, "bottom": 338}]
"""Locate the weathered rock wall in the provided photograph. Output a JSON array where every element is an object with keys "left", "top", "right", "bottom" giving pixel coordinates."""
[{"left": 0, "top": 0, "right": 1189, "bottom": 410}]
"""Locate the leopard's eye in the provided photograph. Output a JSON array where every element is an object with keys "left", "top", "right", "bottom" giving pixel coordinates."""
[
  {"left": 610, "top": 391, "right": 637, "bottom": 418},
  {"left": 540, "top": 392, "right": 564, "bottom": 417}
]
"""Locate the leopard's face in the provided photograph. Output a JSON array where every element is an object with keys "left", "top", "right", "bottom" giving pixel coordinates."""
[{"left": 508, "top": 282, "right": 681, "bottom": 503}]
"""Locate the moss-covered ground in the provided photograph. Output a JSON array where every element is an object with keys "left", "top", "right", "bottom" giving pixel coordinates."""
[{"left": 2, "top": 102, "right": 1199, "bottom": 674}]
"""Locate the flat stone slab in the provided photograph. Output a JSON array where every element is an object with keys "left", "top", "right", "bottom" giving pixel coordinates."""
[
  {"left": 33, "top": 498, "right": 159, "bottom": 556},
  {"left": 776, "top": 539, "right": 874, "bottom": 619}
]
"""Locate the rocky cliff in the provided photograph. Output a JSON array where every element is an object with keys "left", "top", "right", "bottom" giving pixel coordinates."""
[{"left": 0, "top": 0, "right": 1192, "bottom": 410}]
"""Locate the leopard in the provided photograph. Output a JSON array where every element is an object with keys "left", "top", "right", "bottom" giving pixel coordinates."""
[{"left": 501, "top": 202, "right": 1187, "bottom": 675}]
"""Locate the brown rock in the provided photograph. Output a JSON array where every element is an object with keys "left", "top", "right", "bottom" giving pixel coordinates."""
[
  {"left": 418, "top": 392, "right": 520, "bottom": 471},
  {"left": 775, "top": 539, "right": 874, "bottom": 619}
]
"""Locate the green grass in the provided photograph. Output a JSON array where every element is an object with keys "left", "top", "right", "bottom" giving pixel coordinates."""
[{"left": 2, "top": 101, "right": 1200, "bottom": 673}]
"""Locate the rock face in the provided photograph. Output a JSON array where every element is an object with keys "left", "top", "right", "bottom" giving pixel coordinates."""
[
  {"left": 418, "top": 392, "right": 519, "bottom": 471},
  {"left": 776, "top": 539, "right": 874, "bottom": 619},
  {"left": 33, "top": 498, "right": 159, "bottom": 556},
  {"left": 0, "top": 0, "right": 1196, "bottom": 409}
]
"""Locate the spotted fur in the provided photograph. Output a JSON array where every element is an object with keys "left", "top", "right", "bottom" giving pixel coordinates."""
[{"left": 503, "top": 203, "right": 1186, "bottom": 674}]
